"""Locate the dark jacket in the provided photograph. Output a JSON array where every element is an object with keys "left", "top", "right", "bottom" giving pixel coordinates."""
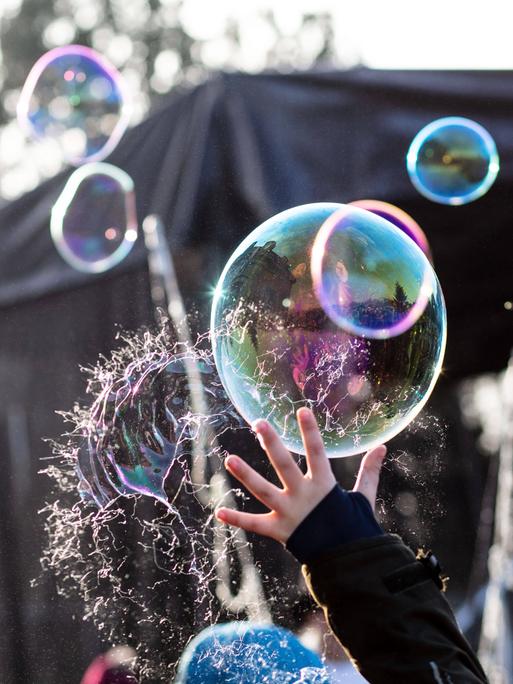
[{"left": 303, "top": 534, "right": 488, "bottom": 684}]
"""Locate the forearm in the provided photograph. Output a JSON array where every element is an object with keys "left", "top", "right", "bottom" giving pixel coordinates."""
[{"left": 304, "top": 534, "right": 488, "bottom": 684}]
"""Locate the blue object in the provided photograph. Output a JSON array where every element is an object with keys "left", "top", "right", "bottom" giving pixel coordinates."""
[{"left": 175, "top": 621, "right": 329, "bottom": 683}]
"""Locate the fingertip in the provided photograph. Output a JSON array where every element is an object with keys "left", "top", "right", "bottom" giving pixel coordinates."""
[
  {"left": 360, "top": 445, "right": 387, "bottom": 478},
  {"left": 297, "top": 406, "right": 315, "bottom": 423},
  {"left": 215, "top": 507, "right": 228, "bottom": 522},
  {"left": 365, "top": 444, "right": 386, "bottom": 460},
  {"left": 354, "top": 446, "right": 386, "bottom": 507},
  {"left": 251, "top": 419, "right": 269, "bottom": 434},
  {"left": 224, "top": 454, "right": 240, "bottom": 471}
]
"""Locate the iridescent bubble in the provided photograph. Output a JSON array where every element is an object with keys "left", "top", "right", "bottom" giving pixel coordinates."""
[
  {"left": 211, "top": 203, "right": 446, "bottom": 458},
  {"left": 78, "top": 347, "right": 235, "bottom": 508},
  {"left": 50, "top": 162, "right": 138, "bottom": 273},
  {"left": 312, "top": 206, "right": 435, "bottom": 339},
  {"left": 406, "top": 116, "right": 499, "bottom": 205},
  {"left": 350, "top": 199, "right": 432, "bottom": 262},
  {"left": 17, "top": 45, "right": 130, "bottom": 164}
]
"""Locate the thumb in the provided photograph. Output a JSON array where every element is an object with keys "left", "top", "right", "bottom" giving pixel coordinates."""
[{"left": 353, "top": 445, "right": 386, "bottom": 511}]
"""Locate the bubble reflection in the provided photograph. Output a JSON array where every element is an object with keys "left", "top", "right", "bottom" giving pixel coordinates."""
[{"left": 350, "top": 199, "right": 432, "bottom": 262}]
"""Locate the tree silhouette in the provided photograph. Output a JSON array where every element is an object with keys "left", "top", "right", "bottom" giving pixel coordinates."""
[{"left": 393, "top": 281, "right": 410, "bottom": 313}]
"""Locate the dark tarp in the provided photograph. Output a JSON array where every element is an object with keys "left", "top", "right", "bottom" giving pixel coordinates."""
[{"left": 0, "top": 68, "right": 511, "bottom": 683}]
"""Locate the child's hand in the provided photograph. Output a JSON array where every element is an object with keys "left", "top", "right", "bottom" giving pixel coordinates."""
[{"left": 216, "top": 407, "right": 386, "bottom": 544}]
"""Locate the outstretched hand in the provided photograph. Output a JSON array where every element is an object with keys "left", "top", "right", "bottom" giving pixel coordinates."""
[{"left": 216, "top": 407, "right": 386, "bottom": 544}]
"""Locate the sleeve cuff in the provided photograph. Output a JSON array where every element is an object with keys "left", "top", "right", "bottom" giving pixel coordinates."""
[{"left": 286, "top": 484, "right": 384, "bottom": 564}]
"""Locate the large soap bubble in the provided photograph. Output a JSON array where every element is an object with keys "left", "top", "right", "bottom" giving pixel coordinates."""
[
  {"left": 17, "top": 45, "right": 130, "bottom": 164},
  {"left": 350, "top": 199, "right": 432, "bottom": 262},
  {"left": 406, "top": 117, "right": 499, "bottom": 205},
  {"left": 50, "top": 162, "right": 138, "bottom": 273},
  {"left": 211, "top": 204, "right": 446, "bottom": 458}
]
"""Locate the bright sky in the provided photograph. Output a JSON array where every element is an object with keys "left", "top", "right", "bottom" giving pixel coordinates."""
[
  {"left": 179, "top": 0, "right": 513, "bottom": 69},
  {"left": 2, "top": 0, "right": 513, "bottom": 69},
  {"left": 336, "top": 0, "right": 513, "bottom": 69}
]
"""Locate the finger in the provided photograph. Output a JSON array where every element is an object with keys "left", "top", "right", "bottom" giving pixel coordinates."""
[
  {"left": 224, "top": 455, "right": 282, "bottom": 511},
  {"left": 215, "top": 507, "right": 277, "bottom": 540},
  {"left": 297, "top": 407, "right": 332, "bottom": 480},
  {"left": 353, "top": 445, "right": 387, "bottom": 510},
  {"left": 252, "top": 419, "right": 303, "bottom": 490}
]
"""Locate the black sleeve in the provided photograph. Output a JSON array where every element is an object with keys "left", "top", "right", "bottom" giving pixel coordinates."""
[{"left": 303, "top": 534, "right": 488, "bottom": 684}]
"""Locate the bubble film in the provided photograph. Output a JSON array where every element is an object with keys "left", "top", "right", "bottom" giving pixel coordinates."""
[
  {"left": 211, "top": 204, "right": 446, "bottom": 458},
  {"left": 406, "top": 117, "right": 499, "bottom": 205},
  {"left": 17, "top": 45, "right": 130, "bottom": 164},
  {"left": 51, "top": 162, "right": 138, "bottom": 273},
  {"left": 350, "top": 199, "right": 432, "bottom": 262}
]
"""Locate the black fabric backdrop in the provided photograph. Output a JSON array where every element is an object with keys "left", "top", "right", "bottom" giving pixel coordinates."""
[{"left": 0, "top": 68, "right": 511, "bottom": 683}]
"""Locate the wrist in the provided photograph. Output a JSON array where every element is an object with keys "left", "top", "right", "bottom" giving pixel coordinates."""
[{"left": 286, "top": 484, "right": 384, "bottom": 564}]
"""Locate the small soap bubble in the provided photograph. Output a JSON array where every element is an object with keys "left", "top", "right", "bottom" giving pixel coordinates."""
[
  {"left": 406, "top": 116, "right": 499, "bottom": 205},
  {"left": 350, "top": 199, "right": 432, "bottom": 262},
  {"left": 17, "top": 45, "right": 130, "bottom": 164},
  {"left": 50, "top": 162, "right": 137, "bottom": 273},
  {"left": 312, "top": 205, "right": 436, "bottom": 339},
  {"left": 211, "top": 203, "right": 446, "bottom": 458}
]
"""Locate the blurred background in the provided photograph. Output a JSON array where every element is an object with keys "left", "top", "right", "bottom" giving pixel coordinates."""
[{"left": 0, "top": 1, "right": 512, "bottom": 683}]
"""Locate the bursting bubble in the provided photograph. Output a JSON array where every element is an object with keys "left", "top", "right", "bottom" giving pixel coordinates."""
[
  {"left": 406, "top": 117, "right": 499, "bottom": 205},
  {"left": 17, "top": 45, "right": 130, "bottom": 164},
  {"left": 211, "top": 203, "right": 446, "bottom": 458},
  {"left": 77, "top": 346, "right": 236, "bottom": 508},
  {"left": 350, "top": 199, "right": 432, "bottom": 262},
  {"left": 51, "top": 162, "right": 138, "bottom": 273}
]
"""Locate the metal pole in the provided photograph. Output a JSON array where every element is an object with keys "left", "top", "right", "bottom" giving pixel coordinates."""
[{"left": 142, "top": 214, "right": 271, "bottom": 621}]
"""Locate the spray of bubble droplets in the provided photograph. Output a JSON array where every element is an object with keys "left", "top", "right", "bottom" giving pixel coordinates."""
[
  {"left": 41, "top": 322, "right": 276, "bottom": 681},
  {"left": 41, "top": 311, "right": 448, "bottom": 680},
  {"left": 374, "top": 411, "right": 448, "bottom": 547}
]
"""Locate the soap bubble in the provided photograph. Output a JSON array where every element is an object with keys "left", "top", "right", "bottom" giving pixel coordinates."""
[
  {"left": 17, "top": 45, "right": 130, "bottom": 164},
  {"left": 406, "top": 116, "right": 499, "bottom": 205},
  {"left": 78, "top": 342, "right": 236, "bottom": 508},
  {"left": 50, "top": 162, "right": 138, "bottom": 273},
  {"left": 211, "top": 203, "right": 446, "bottom": 458},
  {"left": 350, "top": 199, "right": 432, "bottom": 262},
  {"left": 312, "top": 205, "right": 436, "bottom": 339}
]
